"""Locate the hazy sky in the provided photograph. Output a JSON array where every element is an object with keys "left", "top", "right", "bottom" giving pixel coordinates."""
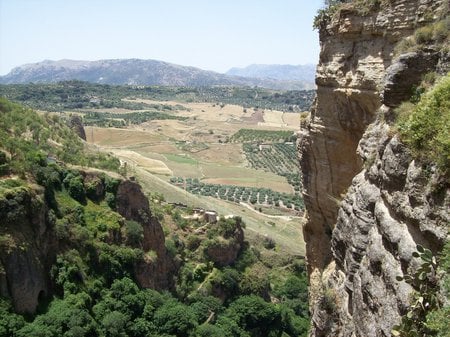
[{"left": 0, "top": 0, "right": 323, "bottom": 75}]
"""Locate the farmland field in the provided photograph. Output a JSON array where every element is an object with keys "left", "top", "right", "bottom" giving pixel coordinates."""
[{"left": 81, "top": 97, "right": 306, "bottom": 253}]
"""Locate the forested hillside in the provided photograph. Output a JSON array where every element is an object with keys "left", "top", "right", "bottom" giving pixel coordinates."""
[{"left": 0, "top": 81, "right": 315, "bottom": 113}]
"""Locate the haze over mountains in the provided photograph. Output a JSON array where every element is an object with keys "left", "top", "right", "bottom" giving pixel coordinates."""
[
  {"left": 226, "top": 64, "right": 316, "bottom": 83},
  {"left": 0, "top": 59, "right": 315, "bottom": 90}
]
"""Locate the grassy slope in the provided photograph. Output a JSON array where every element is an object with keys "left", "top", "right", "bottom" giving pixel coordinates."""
[{"left": 134, "top": 166, "right": 305, "bottom": 255}]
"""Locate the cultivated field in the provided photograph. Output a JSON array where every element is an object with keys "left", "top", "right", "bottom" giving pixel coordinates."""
[{"left": 85, "top": 98, "right": 305, "bottom": 254}]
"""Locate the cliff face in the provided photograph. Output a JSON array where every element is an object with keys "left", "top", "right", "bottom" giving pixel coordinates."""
[
  {"left": 0, "top": 185, "right": 57, "bottom": 314},
  {"left": 299, "top": 1, "right": 449, "bottom": 336},
  {"left": 0, "top": 175, "right": 173, "bottom": 314},
  {"left": 116, "top": 180, "right": 175, "bottom": 290}
]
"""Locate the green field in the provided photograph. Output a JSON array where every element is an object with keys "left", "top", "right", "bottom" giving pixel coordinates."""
[{"left": 164, "top": 153, "right": 199, "bottom": 165}]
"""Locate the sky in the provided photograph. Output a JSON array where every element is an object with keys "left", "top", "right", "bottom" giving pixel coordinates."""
[{"left": 0, "top": 0, "right": 324, "bottom": 75}]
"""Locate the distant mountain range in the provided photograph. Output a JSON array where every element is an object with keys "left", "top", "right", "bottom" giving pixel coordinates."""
[
  {"left": 226, "top": 64, "right": 316, "bottom": 83},
  {"left": 0, "top": 59, "right": 315, "bottom": 90}
]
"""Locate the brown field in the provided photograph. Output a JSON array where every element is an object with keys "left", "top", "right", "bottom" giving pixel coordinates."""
[
  {"left": 188, "top": 143, "right": 245, "bottom": 166},
  {"left": 85, "top": 102, "right": 296, "bottom": 193},
  {"left": 282, "top": 112, "right": 302, "bottom": 128},
  {"left": 113, "top": 149, "right": 172, "bottom": 175},
  {"left": 85, "top": 127, "right": 165, "bottom": 146}
]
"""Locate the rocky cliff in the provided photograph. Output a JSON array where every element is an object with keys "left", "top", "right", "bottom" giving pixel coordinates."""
[
  {"left": 0, "top": 184, "right": 56, "bottom": 314},
  {"left": 116, "top": 180, "right": 176, "bottom": 290},
  {"left": 299, "top": 1, "right": 449, "bottom": 336},
  {"left": 0, "top": 173, "right": 174, "bottom": 314}
]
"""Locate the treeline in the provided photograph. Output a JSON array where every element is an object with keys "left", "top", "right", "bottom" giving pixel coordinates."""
[
  {"left": 231, "top": 129, "right": 296, "bottom": 143},
  {"left": 0, "top": 80, "right": 315, "bottom": 112},
  {"left": 82, "top": 110, "right": 188, "bottom": 127}
]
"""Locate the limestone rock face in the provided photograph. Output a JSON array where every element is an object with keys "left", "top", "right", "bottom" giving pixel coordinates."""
[
  {"left": 299, "top": 1, "right": 449, "bottom": 336},
  {"left": 383, "top": 50, "right": 440, "bottom": 107},
  {"left": 116, "top": 180, "right": 175, "bottom": 290}
]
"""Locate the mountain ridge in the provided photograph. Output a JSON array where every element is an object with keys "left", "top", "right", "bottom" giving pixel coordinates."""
[
  {"left": 226, "top": 63, "right": 316, "bottom": 83},
  {"left": 0, "top": 58, "right": 315, "bottom": 90}
]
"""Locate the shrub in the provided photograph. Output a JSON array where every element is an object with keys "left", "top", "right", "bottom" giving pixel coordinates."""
[
  {"left": 0, "top": 298, "right": 25, "bottom": 335},
  {"left": 432, "top": 18, "right": 449, "bottom": 42},
  {"left": 263, "top": 236, "right": 276, "bottom": 250},
  {"left": 125, "top": 220, "right": 144, "bottom": 246},
  {"left": 64, "top": 173, "right": 86, "bottom": 203},
  {"left": 165, "top": 238, "right": 178, "bottom": 257},
  {"left": 101, "top": 311, "right": 128, "bottom": 337},
  {"left": 414, "top": 26, "right": 434, "bottom": 44},
  {"left": 393, "top": 245, "right": 443, "bottom": 337},
  {"left": 105, "top": 192, "right": 116, "bottom": 209},
  {"left": 396, "top": 74, "right": 450, "bottom": 174},
  {"left": 186, "top": 235, "right": 201, "bottom": 251},
  {"left": 239, "top": 263, "right": 270, "bottom": 298},
  {"left": 222, "top": 295, "right": 281, "bottom": 334},
  {"left": 194, "top": 324, "right": 226, "bottom": 337},
  {"left": 211, "top": 267, "right": 241, "bottom": 297}
]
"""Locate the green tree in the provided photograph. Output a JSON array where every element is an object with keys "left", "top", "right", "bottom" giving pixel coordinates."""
[
  {"left": 101, "top": 311, "right": 128, "bottom": 337},
  {"left": 125, "top": 220, "right": 144, "bottom": 246},
  {"left": 153, "top": 300, "right": 198, "bottom": 337}
]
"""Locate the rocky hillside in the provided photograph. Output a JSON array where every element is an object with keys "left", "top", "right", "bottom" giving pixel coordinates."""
[
  {"left": 0, "top": 59, "right": 310, "bottom": 90},
  {"left": 0, "top": 98, "right": 175, "bottom": 313},
  {"left": 0, "top": 173, "right": 175, "bottom": 314},
  {"left": 298, "top": 0, "right": 449, "bottom": 336}
]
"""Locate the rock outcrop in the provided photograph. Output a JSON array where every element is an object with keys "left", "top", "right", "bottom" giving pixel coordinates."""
[
  {"left": 203, "top": 219, "right": 245, "bottom": 267},
  {"left": 116, "top": 180, "right": 175, "bottom": 290},
  {"left": 299, "top": 1, "right": 449, "bottom": 336},
  {"left": 69, "top": 115, "right": 86, "bottom": 140}
]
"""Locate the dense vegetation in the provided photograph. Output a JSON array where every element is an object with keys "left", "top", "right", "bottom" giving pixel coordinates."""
[
  {"left": 0, "top": 99, "right": 310, "bottom": 336},
  {"left": 169, "top": 177, "right": 304, "bottom": 212},
  {"left": 0, "top": 181, "right": 309, "bottom": 336},
  {"left": 82, "top": 110, "right": 188, "bottom": 128},
  {"left": 0, "top": 81, "right": 315, "bottom": 113},
  {"left": 395, "top": 73, "right": 449, "bottom": 177}
]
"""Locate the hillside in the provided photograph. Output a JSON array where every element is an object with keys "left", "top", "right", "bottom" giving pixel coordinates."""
[
  {"left": 226, "top": 64, "right": 316, "bottom": 86},
  {"left": 0, "top": 59, "right": 311, "bottom": 90},
  {"left": 0, "top": 98, "right": 310, "bottom": 336}
]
